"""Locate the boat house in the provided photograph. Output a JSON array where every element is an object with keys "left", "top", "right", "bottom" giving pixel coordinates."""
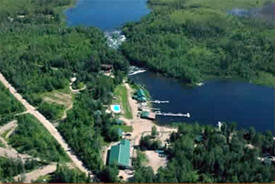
[
  {"left": 140, "top": 111, "right": 156, "bottom": 120},
  {"left": 108, "top": 139, "right": 131, "bottom": 168}
]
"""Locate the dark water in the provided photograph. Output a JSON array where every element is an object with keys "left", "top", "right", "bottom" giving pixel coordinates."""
[
  {"left": 130, "top": 71, "right": 274, "bottom": 132},
  {"left": 65, "top": 0, "right": 150, "bottom": 30}
]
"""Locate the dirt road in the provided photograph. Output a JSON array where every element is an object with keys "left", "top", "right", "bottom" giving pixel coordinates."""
[
  {"left": 14, "top": 163, "right": 57, "bottom": 182},
  {"left": 0, "top": 120, "right": 17, "bottom": 135},
  {"left": 0, "top": 73, "right": 91, "bottom": 177}
]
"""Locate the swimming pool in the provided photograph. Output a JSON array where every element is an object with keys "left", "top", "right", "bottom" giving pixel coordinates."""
[{"left": 111, "top": 104, "right": 121, "bottom": 113}]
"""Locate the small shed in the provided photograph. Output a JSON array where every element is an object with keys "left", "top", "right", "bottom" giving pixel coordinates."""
[{"left": 140, "top": 111, "right": 156, "bottom": 120}]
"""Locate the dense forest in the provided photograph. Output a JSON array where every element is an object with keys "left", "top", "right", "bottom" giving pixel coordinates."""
[
  {"left": 34, "top": 165, "right": 91, "bottom": 183},
  {"left": 0, "top": 83, "right": 25, "bottom": 125},
  {"left": 121, "top": 0, "right": 274, "bottom": 86},
  {"left": 9, "top": 114, "right": 69, "bottom": 162},
  {"left": 0, "top": 157, "right": 43, "bottom": 182},
  {"left": 0, "top": 0, "right": 128, "bottom": 181},
  {"left": 132, "top": 123, "right": 274, "bottom": 182}
]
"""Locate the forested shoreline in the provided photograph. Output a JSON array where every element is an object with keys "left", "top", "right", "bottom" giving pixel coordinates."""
[
  {"left": 132, "top": 123, "right": 274, "bottom": 182},
  {"left": 0, "top": 0, "right": 274, "bottom": 182},
  {"left": 121, "top": 0, "right": 274, "bottom": 86}
]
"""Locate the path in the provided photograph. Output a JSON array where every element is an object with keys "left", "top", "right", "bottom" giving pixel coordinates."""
[
  {"left": 0, "top": 120, "right": 17, "bottom": 135},
  {"left": 14, "top": 163, "right": 57, "bottom": 182},
  {"left": 0, "top": 73, "right": 92, "bottom": 177},
  {"left": 0, "top": 147, "right": 33, "bottom": 161},
  {"left": 69, "top": 77, "right": 86, "bottom": 94}
]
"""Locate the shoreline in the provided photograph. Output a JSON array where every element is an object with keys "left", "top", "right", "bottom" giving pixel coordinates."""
[{"left": 122, "top": 82, "right": 177, "bottom": 146}]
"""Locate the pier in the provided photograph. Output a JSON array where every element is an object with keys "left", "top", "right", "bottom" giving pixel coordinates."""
[
  {"left": 155, "top": 112, "right": 190, "bottom": 118},
  {"left": 150, "top": 100, "right": 170, "bottom": 104}
]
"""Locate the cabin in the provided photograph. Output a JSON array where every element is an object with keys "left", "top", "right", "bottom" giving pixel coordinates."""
[
  {"left": 133, "top": 89, "right": 147, "bottom": 102},
  {"left": 140, "top": 111, "right": 156, "bottom": 120},
  {"left": 101, "top": 64, "right": 113, "bottom": 72},
  {"left": 108, "top": 139, "right": 131, "bottom": 168}
]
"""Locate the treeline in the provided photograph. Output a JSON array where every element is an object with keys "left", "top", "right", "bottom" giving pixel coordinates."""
[
  {"left": 0, "top": 157, "right": 42, "bottom": 182},
  {"left": 0, "top": 83, "right": 25, "bottom": 125},
  {"left": 9, "top": 114, "right": 69, "bottom": 162},
  {"left": 121, "top": 0, "right": 274, "bottom": 86},
  {"left": 46, "top": 165, "right": 90, "bottom": 183},
  {"left": 132, "top": 123, "right": 274, "bottom": 182}
]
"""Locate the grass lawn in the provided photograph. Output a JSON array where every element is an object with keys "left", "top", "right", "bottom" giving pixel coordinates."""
[
  {"left": 113, "top": 125, "right": 133, "bottom": 132},
  {"left": 113, "top": 84, "right": 133, "bottom": 119}
]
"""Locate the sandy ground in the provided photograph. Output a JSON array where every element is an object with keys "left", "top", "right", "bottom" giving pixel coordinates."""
[
  {"left": 144, "top": 151, "right": 167, "bottom": 173},
  {"left": 124, "top": 83, "right": 176, "bottom": 146},
  {"left": 119, "top": 169, "right": 134, "bottom": 181},
  {"left": 0, "top": 73, "right": 91, "bottom": 177},
  {"left": 14, "top": 163, "right": 57, "bottom": 182},
  {"left": 69, "top": 77, "right": 86, "bottom": 94},
  {"left": 0, "top": 120, "right": 17, "bottom": 135},
  {"left": 0, "top": 147, "right": 33, "bottom": 161}
]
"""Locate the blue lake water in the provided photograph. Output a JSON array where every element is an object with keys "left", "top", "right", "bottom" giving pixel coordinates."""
[
  {"left": 65, "top": 0, "right": 274, "bottom": 132},
  {"left": 65, "top": 0, "right": 150, "bottom": 30},
  {"left": 130, "top": 71, "right": 274, "bottom": 132}
]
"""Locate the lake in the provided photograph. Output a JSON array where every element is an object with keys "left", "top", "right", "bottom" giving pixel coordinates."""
[
  {"left": 65, "top": 0, "right": 274, "bottom": 131},
  {"left": 130, "top": 71, "right": 274, "bottom": 132},
  {"left": 65, "top": 0, "right": 150, "bottom": 30}
]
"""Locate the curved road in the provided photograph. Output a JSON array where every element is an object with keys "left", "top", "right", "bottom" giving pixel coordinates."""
[{"left": 0, "top": 73, "right": 92, "bottom": 178}]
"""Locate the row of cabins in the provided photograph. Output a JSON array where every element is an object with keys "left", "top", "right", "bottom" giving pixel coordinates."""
[{"left": 133, "top": 88, "right": 156, "bottom": 120}]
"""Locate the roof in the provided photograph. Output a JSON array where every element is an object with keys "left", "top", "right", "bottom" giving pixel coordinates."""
[
  {"left": 141, "top": 111, "right": 150, "bottom": 117},
  {"left": 136, "top": 89, "right": 146, "bottom": 97},
  {"left": 108, "top": 139, "right": 130, "bottom": 167}
]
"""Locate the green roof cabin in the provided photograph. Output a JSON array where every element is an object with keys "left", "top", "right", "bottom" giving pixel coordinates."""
[
  {"left": 140, "top": 111, "right": 156, "bottom": 120},
  {"left": 133, "top": 89, "right": 147, "bottom": 102},
  {"left": 136, "top": 89, "right": 146, "bottom": 97},
  {"left": 108, "top": 139, "right": 131, "bottom": 168}
]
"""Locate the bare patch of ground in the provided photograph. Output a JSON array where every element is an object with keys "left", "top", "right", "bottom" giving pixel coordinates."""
[
  {"left": 0, "top": 120, "right": 17, "bottom": 135},
  {"left": 42, "top": 91, "right": 73, "bottom": 120},
  {"left": 14, "top": 163, "right": 57, "bottom": 182},
  {"left": 144, "top": 151, "right": 167, "bottom": 173}
]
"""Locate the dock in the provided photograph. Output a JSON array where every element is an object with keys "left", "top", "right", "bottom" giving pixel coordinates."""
[
  {"left": 150, "top": 100, "right": 170, "bottom": 104},
  {"left": 155, "top": 112, "right": 190, "bottom": 118}
]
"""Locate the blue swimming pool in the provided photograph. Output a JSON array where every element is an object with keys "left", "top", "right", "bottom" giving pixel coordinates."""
[{"left": 114, "top": 105, "right": 120, "bottom": 111}]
